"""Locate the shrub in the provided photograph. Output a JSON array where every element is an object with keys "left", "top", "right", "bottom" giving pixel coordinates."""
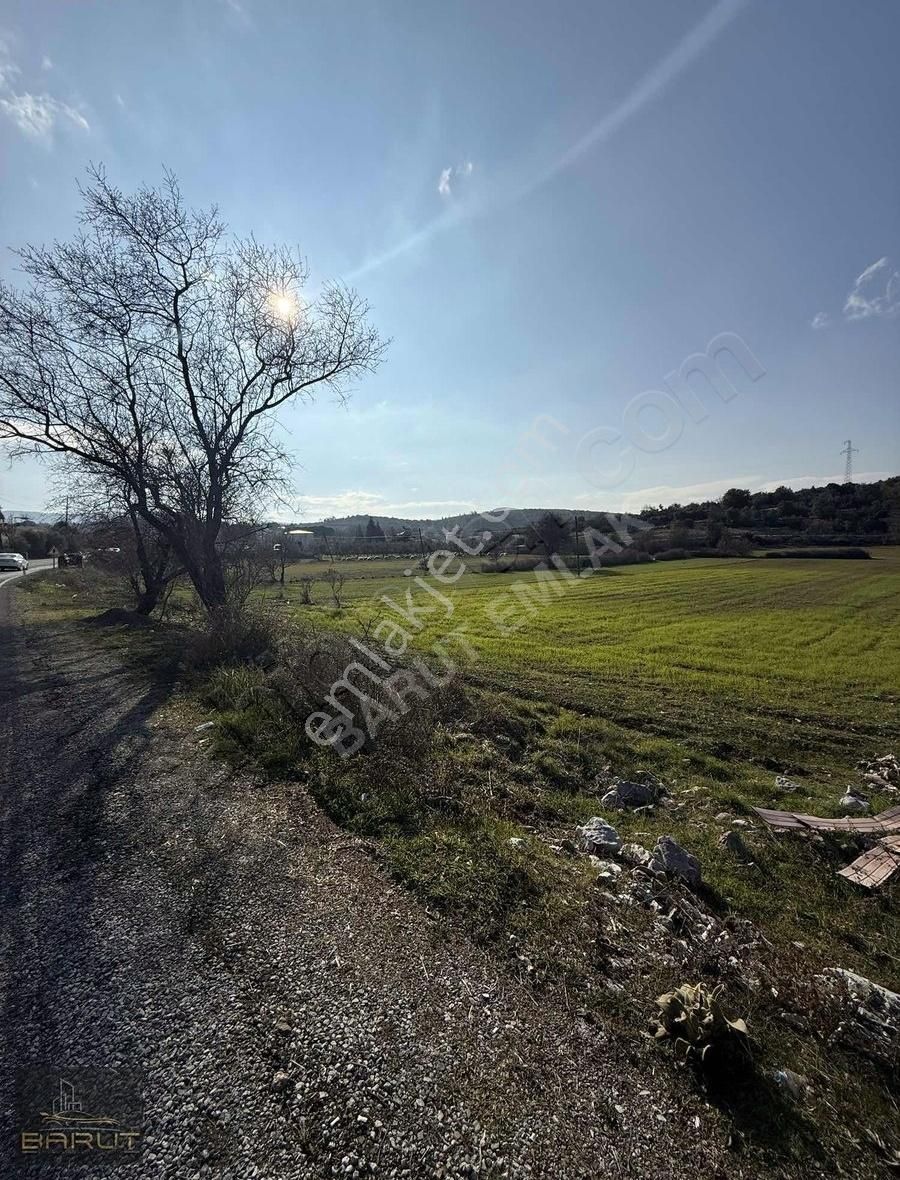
[
  {"left": 479, "top": 555, "right": 544, "bottom": 573},
  {"left": 204, "top": 665, "right": 272, "bottom": 711},
  {"left": 655, "top": 547, "right": 689, "bottom": 561},
  {"left": 187, "top": 604, "right": 281, "bottom": 670},
  {"left": 651, "top": 982, "right": 749, "bottom": 1066}
]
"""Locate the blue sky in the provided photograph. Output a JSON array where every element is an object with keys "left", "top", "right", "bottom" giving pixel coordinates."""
[{"left": 1, "top": 0, "right": 898, "bottom": 521}]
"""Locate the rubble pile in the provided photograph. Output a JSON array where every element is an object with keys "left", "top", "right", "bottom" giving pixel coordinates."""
[{"left": 856, "top": 752, "right": 900, "bottom": 793}]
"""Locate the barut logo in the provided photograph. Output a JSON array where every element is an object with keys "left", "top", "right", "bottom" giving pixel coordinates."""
[{"left": 18, "top": 1071, "right": 143, "bottom": 1155}]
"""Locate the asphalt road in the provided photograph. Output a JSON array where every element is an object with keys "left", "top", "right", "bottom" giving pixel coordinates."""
[{"left": 0, "top": 557, "right": 53, "bottom": 590}]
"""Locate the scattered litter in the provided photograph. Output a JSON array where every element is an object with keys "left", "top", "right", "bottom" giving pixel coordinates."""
[
  {"left": 838, "top": 834, "right": 900, "bottom": 889},
  {"left": 856, "top": 753, "right": 900, "bottom": 792},
  {"left": 839, "top": 789, "right": 869, "bottom": 814},
  {"left": 752, "top": 803, "right": 900, "bottom": 834},
  {"left": 753, "top": 801, "right": 900, "bottom": 888},
  {"left": 774, "top": 776, "right": 800, "bottom": 793},
  {"left": 194, "top": 721, "right": 216, "bottom": 733},
  {"left": 771, "top": 1068, "right": 809, "bottom": 1102}
]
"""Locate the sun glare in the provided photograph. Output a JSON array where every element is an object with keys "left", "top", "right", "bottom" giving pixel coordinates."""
[{"left": 268, "top": 291, "right": 298, "bottom": 321}]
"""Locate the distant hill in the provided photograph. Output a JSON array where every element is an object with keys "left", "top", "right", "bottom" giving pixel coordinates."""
[
  {"left": 295, "top": 477, "right": 900, "bottom": 544},
  {"left": 8, "top": 476, "right": 899, "bottom": 543},
  {"left": 296, "top": 508, "right": 583, "bottom": 539}
]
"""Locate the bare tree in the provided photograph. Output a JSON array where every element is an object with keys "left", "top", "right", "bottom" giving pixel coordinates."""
[
  {"left": 0, "top": 167, "right": 385, "bottom": 614},
  {"left": 59, "top": 464, "right": 182, "bottom": 614},
  {"left": 297, "top": 575, "right": 314, "bottom": 605},
  {"left": 92, "top": 507, "right": 181, "bottom": 615},
  {"left": 323, "top": 567, "right": 345, "bottom": 608}
]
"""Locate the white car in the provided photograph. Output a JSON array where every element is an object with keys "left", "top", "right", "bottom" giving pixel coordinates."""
[{"left": 0, "top": 552, "right": 28, "bottom": 572}]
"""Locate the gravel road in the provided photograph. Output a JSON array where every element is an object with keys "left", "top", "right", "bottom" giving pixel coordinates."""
[{"left": 0, "top": 584, "right": 742, "bottom": 1179}]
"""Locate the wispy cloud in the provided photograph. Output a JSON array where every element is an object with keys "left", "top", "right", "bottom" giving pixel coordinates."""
[
  {"left": 437, "top": 160, "right": 474, "bottom": 198},
  {"left": 522, "top": 0, "right": 748, "bottom": 198},
  {"left": 220, "top": 0, "right": 253, "bottom": 29},
  {"left": 578, "top": 474, "right": 763, "bottom": 512},
  {"left": 810, "top": 311, "right": 831, "bottom": 330},
  {"left": 0, "top": 39, "right": 90, "bottom": 142},
  {"left": 843, "top": 256, "right": 900, "bottom": 321},
  {"left": 0, "top": 38, "right": 19, "bottom": 89},
  {"left": 278, "top": 490, "right": 478, "bottom": 521},
  {"left": 348, "top": 0, "right": 748, "bottom": 280},
  {"left": 0, "top": 92, "right": 89, "bottom": 139}
]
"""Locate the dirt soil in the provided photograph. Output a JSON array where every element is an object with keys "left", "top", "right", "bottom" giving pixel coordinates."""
[{"left": 0, "top": 587, "right": 821, "bottom": 1179}]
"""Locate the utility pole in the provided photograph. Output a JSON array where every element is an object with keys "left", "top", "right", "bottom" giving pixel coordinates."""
[{"left": 841, "top": 439, "right": 858, "bottom": 484}]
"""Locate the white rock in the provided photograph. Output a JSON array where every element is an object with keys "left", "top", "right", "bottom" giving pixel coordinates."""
[
  {"left": 619, "top": 842, "right": 653, "bottom": 868},
  {"left": 575, "top": 817, "right": 621, "bottom": 855},
  {"left": 839, "top": 790, "right": 869, "bottom": 814}
]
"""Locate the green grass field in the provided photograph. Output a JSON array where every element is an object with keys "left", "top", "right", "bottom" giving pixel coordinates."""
[
  {"left": 265, "top": 549, "right": 899, "bottom": 769},
  {"left": 245, "top": 551, "right": 900, "bottom": 986}
]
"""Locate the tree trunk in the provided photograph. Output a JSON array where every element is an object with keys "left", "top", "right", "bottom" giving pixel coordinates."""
[
  {"left": 127, "top": 504, "right": 165, "bottom": 616},
  {"left": 135, "top": 585, "right": 161, "bottom": 615},
  {"left": 137, "top": 507, "right": 228, "bottom": 616}
]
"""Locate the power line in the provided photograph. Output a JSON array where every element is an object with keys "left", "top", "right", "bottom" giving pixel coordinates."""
[{"left": 840, "top": 439, "right": 858, "bottom": 484}]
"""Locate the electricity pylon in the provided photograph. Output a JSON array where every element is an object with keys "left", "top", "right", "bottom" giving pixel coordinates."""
[{"left": 841, "top": 439, "right": 857, "bottom": 484}]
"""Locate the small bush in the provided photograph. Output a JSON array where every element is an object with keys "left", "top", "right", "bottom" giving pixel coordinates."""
[
  {"left": 655, "top": 547, "right": 689, "bottom": 561},
  {"left": 651, "top": 982, "right": 750, "bottom": 1066},
  {"left": 205, "top": 665, "right": 271, "bottom": 711},
  {"left": 188, "top": 605, "right": 280, "bottom": 669},
  {"left": 479, "top": 555, "right": 544, "bottom": 573}
]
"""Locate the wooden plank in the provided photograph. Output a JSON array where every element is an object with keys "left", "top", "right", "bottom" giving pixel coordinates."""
[
  {"left": 839, "top": 841, "right": 900, "bottom": 889},
  {"left": 752, "top": 806, "right": 900, "bottom": 835}
]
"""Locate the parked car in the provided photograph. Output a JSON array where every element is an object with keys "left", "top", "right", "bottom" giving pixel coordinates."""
[
  {"left": 58, "top": 552, "right": 84, "bottom": 568},
  {"left": 0, "top": 552, "right": 28, "bottom": 572}
]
